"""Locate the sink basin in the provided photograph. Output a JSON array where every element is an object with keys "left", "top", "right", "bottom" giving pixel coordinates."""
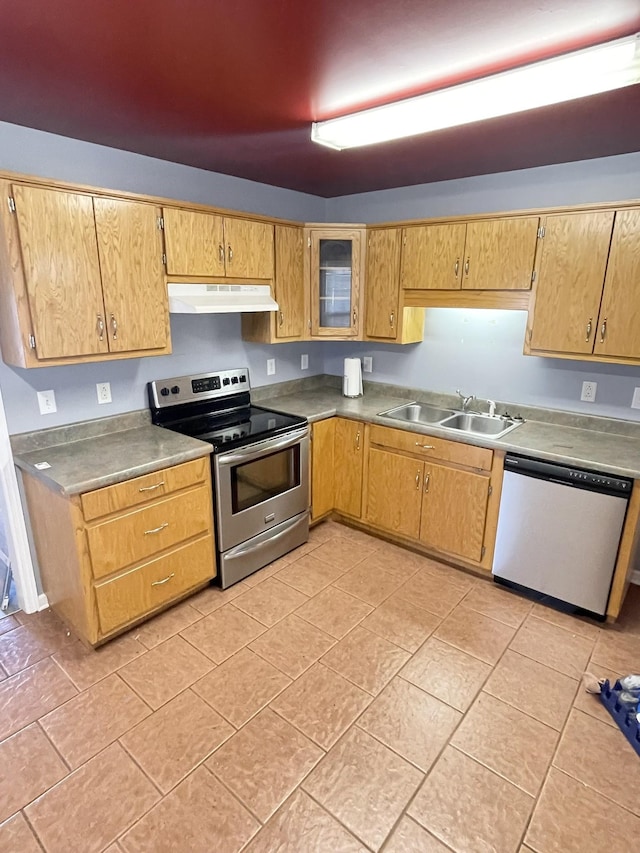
[
  {"left": 378, "top": 403, "right": 455, "bottom": 424},
  {"left": 378, "top": 402, "right": 523, "bottom": 439},
  {"left": 439, "top": 412, "right": 521, "bottom": 438}
]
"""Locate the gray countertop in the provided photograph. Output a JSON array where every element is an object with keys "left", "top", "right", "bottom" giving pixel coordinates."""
[
  {"left": 263, "top": 387, "right": 640, "bottom": 479},
  {"left": 12, "top": 377, "right": 640, "bottom": 496},
  {"left": 14, "top": 425, "right": 212, "bottom": 496}
]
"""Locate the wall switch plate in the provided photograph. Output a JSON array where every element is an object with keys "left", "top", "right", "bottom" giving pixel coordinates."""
[
  {"left": 363, "top": 356, "right": 373, "bottom": 373},
  {"left": 96, "top": 382, "right": 112, "bottom": 404},
  {"left": 581, "top": 380, "right": 597, "bottom": 402},
  {"left": 632, "top": 387, "right": 640, "bottom": 409},
  {"left": 37, "top": 389, "right": 57, "bottom": 415},
  {"left": 266, "top": 358, "right": 276, "bottom": 376},
  {"left": 300, "top": 354, "right": 309, "bottom": 370}
]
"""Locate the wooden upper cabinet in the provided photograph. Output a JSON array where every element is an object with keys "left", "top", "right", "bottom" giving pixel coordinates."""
[
  {"left": 162, "top": 207, "right": 273, "bottom": 280},
  {"left": 463, "top": 217, "right": 539, "bottom": 290},
  {"left": 163, "top": 208, "right": 225, "bottom": 276},
  {"left": 419, "top": 462, "right": 489, "bottom": 562},
  {"left": 94, "top": 199, "right": 168, "bottom": 353},
  {"left": 224, "top": 218, "right": 274, "bottom": 279},
  {"left": 333, "top": 418, "right": 363, "bottom": 518},
  {"left": 365, "top": 229, "right": 401, "bottom": 339},
  {"left": 593, "top": 208, "right": 640, "bottom": 359},
  {"left": 401, "top": 223, "right": 466, "bottom": 290},
  {"left": 12, "top": 185, "right": 108, "bottom": 359},
  {"left": 528, "top": 211, "right": 615, "bottom": 354},
  {"left": 274, "top": 224, "right": 305, "bottom": 339},
  {"left": 310, "top": 228, "right": 363, "bottom": 338}
]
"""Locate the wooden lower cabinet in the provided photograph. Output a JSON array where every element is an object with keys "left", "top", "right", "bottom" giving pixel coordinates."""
[
  {"left": 334, "top": 418, "right": 364, "bottom": 518},
  {"left": 22, "top": 457, "right": 216, "bottom": 646},
  {"left": 311, "top": 418, "right": 335, "bottom": 520},
  {"left": 365, "top": 447, "right": 423, "bottom": 539},
  {"left": 419, "top": 461, "right": 490, "bottom": 562}
]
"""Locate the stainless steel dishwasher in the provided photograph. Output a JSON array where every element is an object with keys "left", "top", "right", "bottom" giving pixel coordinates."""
[{"left": 492, "top": 453, "right": 632, "bottom": 619}]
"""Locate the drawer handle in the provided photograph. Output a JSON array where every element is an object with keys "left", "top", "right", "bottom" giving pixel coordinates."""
[
  {"left": 415, "top": 441, "right": 435, "bottom": 449},
  {"left": 151, "top": 572, "right": 175, "bottom": 587},
  {"left": 138, "top": 481, "right": 165, "bottom": 492},
  {"left": 144, "top": 522, "right": 169, "bottom": 535}
]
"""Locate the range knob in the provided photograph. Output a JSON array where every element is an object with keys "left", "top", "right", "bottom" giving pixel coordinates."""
[
  {"left": 171, "top": 385, "right": 180, "bottom": 394},
  {"left": 160, "top": 387, "right": 170, "bottom": 397}
]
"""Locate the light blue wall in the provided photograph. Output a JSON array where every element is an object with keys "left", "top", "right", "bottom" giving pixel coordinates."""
[
  {"left": 325, "top": 310, "right": 640, "bottom": 421},
  {"left": 0, "top": 316, "right": 323, "bottom": 435},
  {"left": 0, "top": 122, "right": 326, "bottom": 434},
  {"left": 325, "top": 152, "right": 640, "bottom": 222},
  {"left": 0, "top": 121, "right": 326, "bottom": 221},
  {"left": 323, "top": 153, "right": 640, "bottom": 421}
]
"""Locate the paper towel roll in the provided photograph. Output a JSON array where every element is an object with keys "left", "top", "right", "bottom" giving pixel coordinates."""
[{"left": 343, "top": 357, "right": 363, "bottom": 398}]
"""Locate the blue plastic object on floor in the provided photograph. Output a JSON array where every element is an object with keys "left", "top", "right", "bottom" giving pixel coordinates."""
[{"left": 599, "top": 679, "right": 640, "bottom": 757}]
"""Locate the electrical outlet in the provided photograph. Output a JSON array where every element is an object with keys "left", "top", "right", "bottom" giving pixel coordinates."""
[
  {"left": 581, "top": 380, "right": 597, "bottom": 403},
  {"left": 96, "top": 382, "right": 112, "bottom": 404},
  {"left": 37, "top": 389, "right": 57, "bottom": 415},
  {"left": 300, "top": 354, "right": 309, "bottom": 370},
  {"left": 267, "top": 358, "right": 276, "bottom": 376},
  {"left": 363, "top": 356, "right": 373, "bottom": 373},
  {"left": 632, "top": 387, "right": 640, "bottom": 409}
]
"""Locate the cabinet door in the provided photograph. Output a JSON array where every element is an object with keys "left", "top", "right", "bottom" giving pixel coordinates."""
[
  {"left": 162, "top": 207, "right": 225, "bottom": 276},
  {"left": 224, "top": 217, "right": 274, "bottom": 279},
  {"left": 12, "top": 184, "right": 108, "bottom": 359},
  {"left": 275, "top": 225, "right": 305, "bottom": 338},
  {"left": 334, "top": 419, "right": 363, "bottom": 518},
  {"left": 528, "top": 211, "right": 615, "bottom": 354},
  {"left": 365, "top": 448, "right": 422, "bottom": 539},
  {"left": 593, "top": 208, "right": 640, "bottom": 359},
  {"left": 419, "top": 462, "right": 489, "bottom": 562},
  {"left": 365, "top": 229, "right": 401, "bottom": 339},
  {"left": 400, "top": 223, "right": 466, "bottom": 290},
  {"left": 311, "top": 419, "right": 335, "bottom": 520},
  {"left": 463, "top": 217, "right": 539, "bottom": 290},
  {"left": 94, "top": 198, "right": 168, "bottom": 353},
  {"left": 310, "top": 230, "right": 362, "bottom": 337}
]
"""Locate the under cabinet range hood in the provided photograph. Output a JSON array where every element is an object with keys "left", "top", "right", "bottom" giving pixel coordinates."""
[{"left": 167, "top": 284, "right": 279, "bottom": 314}]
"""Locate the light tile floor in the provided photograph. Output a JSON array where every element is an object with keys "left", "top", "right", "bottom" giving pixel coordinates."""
[{"left": 0, "top": 519, "right": 639, "bottom": 852}]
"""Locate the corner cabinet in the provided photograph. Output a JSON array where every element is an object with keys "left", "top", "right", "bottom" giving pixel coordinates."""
[
  {"left": 21, "top": 458, "right": 216, "bottom": 646},
  {"left": 364, "top": 228, "right": 424, "bottom": 343},
  {"left": 526, "top": 208, "right": 640, "bottom": 362},
  {"left": 0, "top": 181, "right": 170, "bottom": 367},
  {"left": 308, "top": 227, "right": 365, "bottom": 338}
]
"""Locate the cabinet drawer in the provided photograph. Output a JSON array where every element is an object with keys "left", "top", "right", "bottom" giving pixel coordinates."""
[
  {"left": 369, "top": 424, "right": 493, "bottom": 471},
  {"left": 81, "top": 457, "right": 209, "bottom": 521},
  {"left": 95, "top": 535, "right": 215, "bottom": 635},
  {"left": 87, "top": 484, "right": 212, "bottom": 579}
]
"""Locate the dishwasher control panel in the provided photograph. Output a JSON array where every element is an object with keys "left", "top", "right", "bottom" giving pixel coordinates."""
[{"left": 504, "top": 453, "right": 633, "bottom": 498}]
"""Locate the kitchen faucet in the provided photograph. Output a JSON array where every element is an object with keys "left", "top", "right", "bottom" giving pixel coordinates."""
[{"left": 456, "top": 389, "right": 475, "bottom": 412}]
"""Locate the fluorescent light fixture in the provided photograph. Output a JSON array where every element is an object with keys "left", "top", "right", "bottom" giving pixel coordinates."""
[{"left": 311, "top": 33, "right": 640, "bottom": 150}]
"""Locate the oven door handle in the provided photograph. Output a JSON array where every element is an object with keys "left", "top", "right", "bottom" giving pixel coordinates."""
[{"left": 216, "top": 426, "right": 309, "bottom": 465}]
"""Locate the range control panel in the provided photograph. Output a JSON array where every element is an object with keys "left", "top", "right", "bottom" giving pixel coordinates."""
[{"left": 149, "top": 368, "right": 250, "bottom": 408}]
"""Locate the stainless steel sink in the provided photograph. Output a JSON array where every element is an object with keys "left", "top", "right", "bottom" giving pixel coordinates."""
[
  {"left": 377, "top": 402, "right": 523, "bottom": 439},
  {"left": 380, "top": 403, "right": 455, "bottom": 423},
  {"left": 438, "top": 412, "right": 521, "bottom": 438}
]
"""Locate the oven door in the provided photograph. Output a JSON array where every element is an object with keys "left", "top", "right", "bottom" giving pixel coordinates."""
[{"left": 214, "top": 426, "right": 309, "bottom": 552}]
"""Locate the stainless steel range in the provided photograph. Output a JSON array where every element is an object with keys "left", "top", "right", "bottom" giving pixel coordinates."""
[{"left": 149, "top": 368, "right": 310, "bottom": 588}]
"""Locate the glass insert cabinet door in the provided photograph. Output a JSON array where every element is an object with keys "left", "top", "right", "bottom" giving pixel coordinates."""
[{"left": 309, "top": 229, "right": 363, "bottom": 337}]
